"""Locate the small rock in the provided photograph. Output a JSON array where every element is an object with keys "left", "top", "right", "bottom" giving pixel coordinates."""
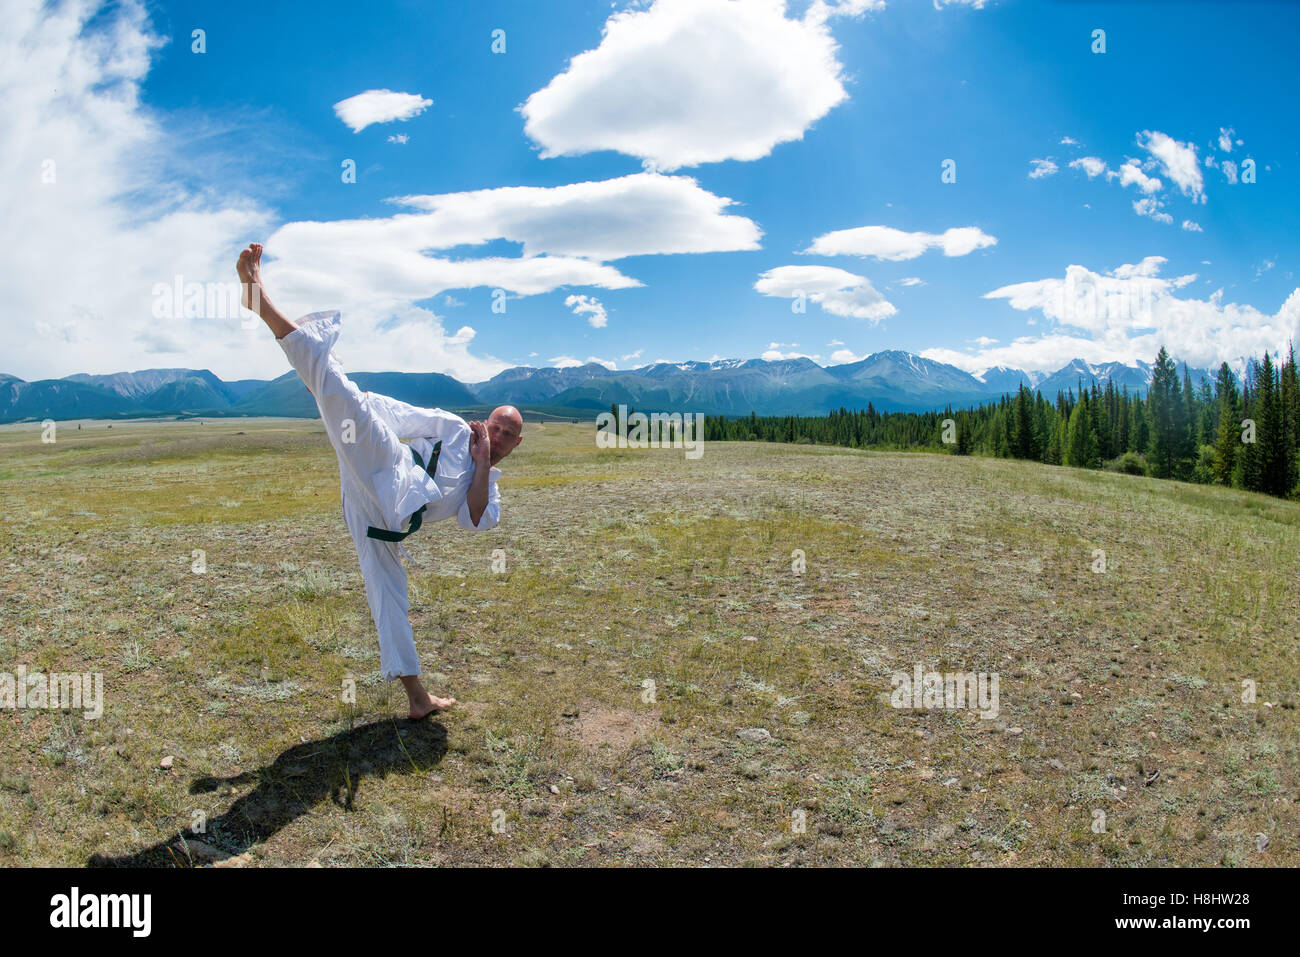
[
  {"left": 212, "top": 852, "right": 254, "bottom": 868},
  {"left": 737, "top": 728, "right": 771, "bottom": 744},
  {"left": 549, "top": 784, "right": 560, "bottom": 795},
  {"left": 159, "top": 755, "right": 174, "bottom": 770},
  {"left": 1008, "top": 727, "right": 1024, "bottom": 735},
  {"left": 931, "top": 822, "right": 957, "bottom": 842},
  {"left": 1048, "top": 759, "right": 1066, "bottom": 771},
  {"left": 741, "top": 635, "right": 758, "bottom": 642},
  {"left": 943, "top": 777, "right": 959, "bottom": 787},
  {"left": 180, "top": 839, "right": 229, "bottom": 863}
]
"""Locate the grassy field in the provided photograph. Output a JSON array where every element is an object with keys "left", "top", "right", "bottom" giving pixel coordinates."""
[{"left": 1, "top": 417, "right": 1297, "bottom": 867}]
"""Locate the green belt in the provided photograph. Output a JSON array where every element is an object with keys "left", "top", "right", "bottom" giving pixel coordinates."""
[{"left": 366, "top": 440, "right": 441, "bottom": 542}]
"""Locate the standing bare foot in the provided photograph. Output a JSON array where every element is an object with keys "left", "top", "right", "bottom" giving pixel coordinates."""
[
  {"left": 399, "top": 675, "right": 456, "bottom": 719},
  {"left": 409, "top": 691, "right": 456, "bottom": 720}
]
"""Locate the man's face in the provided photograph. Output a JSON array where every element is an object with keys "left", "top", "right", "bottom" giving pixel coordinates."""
[{"left": 486, "top": 407, "right": 523, "bottom": 465}]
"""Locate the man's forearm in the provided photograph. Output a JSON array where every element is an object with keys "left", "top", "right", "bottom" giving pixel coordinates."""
[{"left": 466, "top": 466, "right": 490, "bottom": 527}]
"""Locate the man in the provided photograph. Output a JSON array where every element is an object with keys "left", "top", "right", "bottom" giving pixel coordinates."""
[{"left": 236, "top": 243, "right": 523, "bottom": 719}]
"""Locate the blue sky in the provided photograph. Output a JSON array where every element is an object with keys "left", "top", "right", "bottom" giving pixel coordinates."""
[{"left": 4, "top": 0, "right": 1297, "bottom": 383}]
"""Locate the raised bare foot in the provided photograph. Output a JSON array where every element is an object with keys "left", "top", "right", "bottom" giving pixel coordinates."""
[
  {"left": 236, "top": 242, "right": 264, "bottom": 311},
  {"left": 409, "top": 692, "right": 456, "bottom": 720}
]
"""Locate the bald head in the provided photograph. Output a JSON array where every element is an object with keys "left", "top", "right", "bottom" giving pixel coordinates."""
[{"left": 485, "top": 405, "right": 523, "bottom": 465}]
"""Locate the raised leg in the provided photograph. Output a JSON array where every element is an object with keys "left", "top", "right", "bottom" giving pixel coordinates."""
[{"left": 237, "top": 243, "right": 298, "bottom": 340}]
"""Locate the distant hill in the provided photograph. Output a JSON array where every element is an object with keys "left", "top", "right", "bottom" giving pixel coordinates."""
[
  {"left": 227, "top": 370, "right": 479, "bottom": 419},
  {"left": 63, "top": 368, "right": 241, "bottom": 403},
  {"left": 0, "top": 379, "right": 139, "bottom": 422},
  {"left": 0, "top": 352, "right": 1221, "bottom": 424}
]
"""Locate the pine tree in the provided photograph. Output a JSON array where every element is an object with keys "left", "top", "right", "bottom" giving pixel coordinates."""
[
  {"left": 1118, "top": 386, "right": 1130, "bottom": 452},
  {"left": 1281, "top": 344, "right": 1300, "bottom": 495},
  {"left": 1011, "top": 385, "right": 1039, "bottom": 460},
  {"left": 1238, "top": 369, "right": 1262, "bottom": 491},
  {"left": 1182, "top": 366, "right": 1198, "bottom": 448},
  {"left": 954, "top": 410, "right": 973, "bottom": 455},
  {"left": 1257, "top": 352, "right": 1287, "bottom": 495},
  {"left": 1095, "top": 380, "right": 1114, "bottom": 460},
  {"left": 1045, "top": 416, "right": 1063, "bottom": 465},
  {"left": 1147, "top": 348, "right": 1180, "bottom": 478},
  {"left": 1065, "top": 395, "right": 1099, "bottom": 467},
  {"left": 1211, "top": 362, "right": 1239, "bottom": 486}
]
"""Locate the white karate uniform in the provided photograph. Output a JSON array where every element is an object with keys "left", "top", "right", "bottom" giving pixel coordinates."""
[{"left": 277, "top": 310, "right": 501, "bottom": 679}]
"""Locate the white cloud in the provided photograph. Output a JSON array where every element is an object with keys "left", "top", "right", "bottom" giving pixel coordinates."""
[
  {"left": 933, "top": 0, "right": 990, "bottom": 8},
  {"left": 258, "top": 171, "right": 761, "bottom": 378},
  {"left": 565, "top": 293, "right": 608, "bottom": 328},
  {"left": 1113, "top": 158, "right": 1162, "bottom": 194},
  {"left": 762, "top": 345, "right": 820, "bottom": 361},
  {"left": 1132, "top": 197, "right": 1173, "bottom": 225},
  {"left": 1221, "top": 159, "right": 1238, "bottom": 185},
  {"left": 755, "top": 265, "right": 896, "bottom": 321},
  {"left": 333, "top": 89, "right": 432, "bottom": 133},
  {"left": 1218, "top": 126, "right": 1234, "bottom": 152},
  {"left": 1029, "top": 158, "right": 1058, "bottom": 179},
  {"left": 586, "top": 355, "right": 618, "bottom": 370},
  {"left": 387, "top": 134, "right": 409, "bottom": 145},
  {"left": 1136, "top": 129, "right": 1204, "bottom": 202},
  {"left": 1182, "top": 220, "right": 1203, "bottom": 232},
  {"left": 550, "top": 356, "right": 583, "bottom": 368},
  {"left": 1069, "top": 156, "right": 1108, "bottom": 179},
  {"left": 0, "top": 0, "right": 277, "bottom": 382},
  {"left": 803, "top": 224, "right": 996, "bottom": 261},
  {"left": 898, "top": 277, "right": 925, "bottom": 286},
  {"left": 830, "top": 348, "right": 867, "bottom": 363},
  {"left": 621, "top": 349, "right": 644, "bottom": 362},
  {"left": 385, "top": 172, "right": 760, "bottom": 260},
  {"left": 922, "top": 257, "right": 1300, "bottom": 373},
  {"left": 520, "top": 0, "right": 853, "bottom": 170},
  {"left": 1060, "top": 136, "right": 1079, "bottom": 146},
  {"left": 805, "top": 0, "right": 886, "bottom": 21}
]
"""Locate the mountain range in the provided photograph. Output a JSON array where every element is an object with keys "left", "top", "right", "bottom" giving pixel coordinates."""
[{"left": 0, "top": 353, "right": 1219, "bottom": 424}]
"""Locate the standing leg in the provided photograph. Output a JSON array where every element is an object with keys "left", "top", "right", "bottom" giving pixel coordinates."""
[{"left": 341, "top": 493, "right": 456, "bottom": 718}]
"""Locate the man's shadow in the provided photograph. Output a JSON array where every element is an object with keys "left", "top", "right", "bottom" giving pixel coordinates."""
[{"left": 88, "top": 717, "right": 448, "bottom": 867}]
